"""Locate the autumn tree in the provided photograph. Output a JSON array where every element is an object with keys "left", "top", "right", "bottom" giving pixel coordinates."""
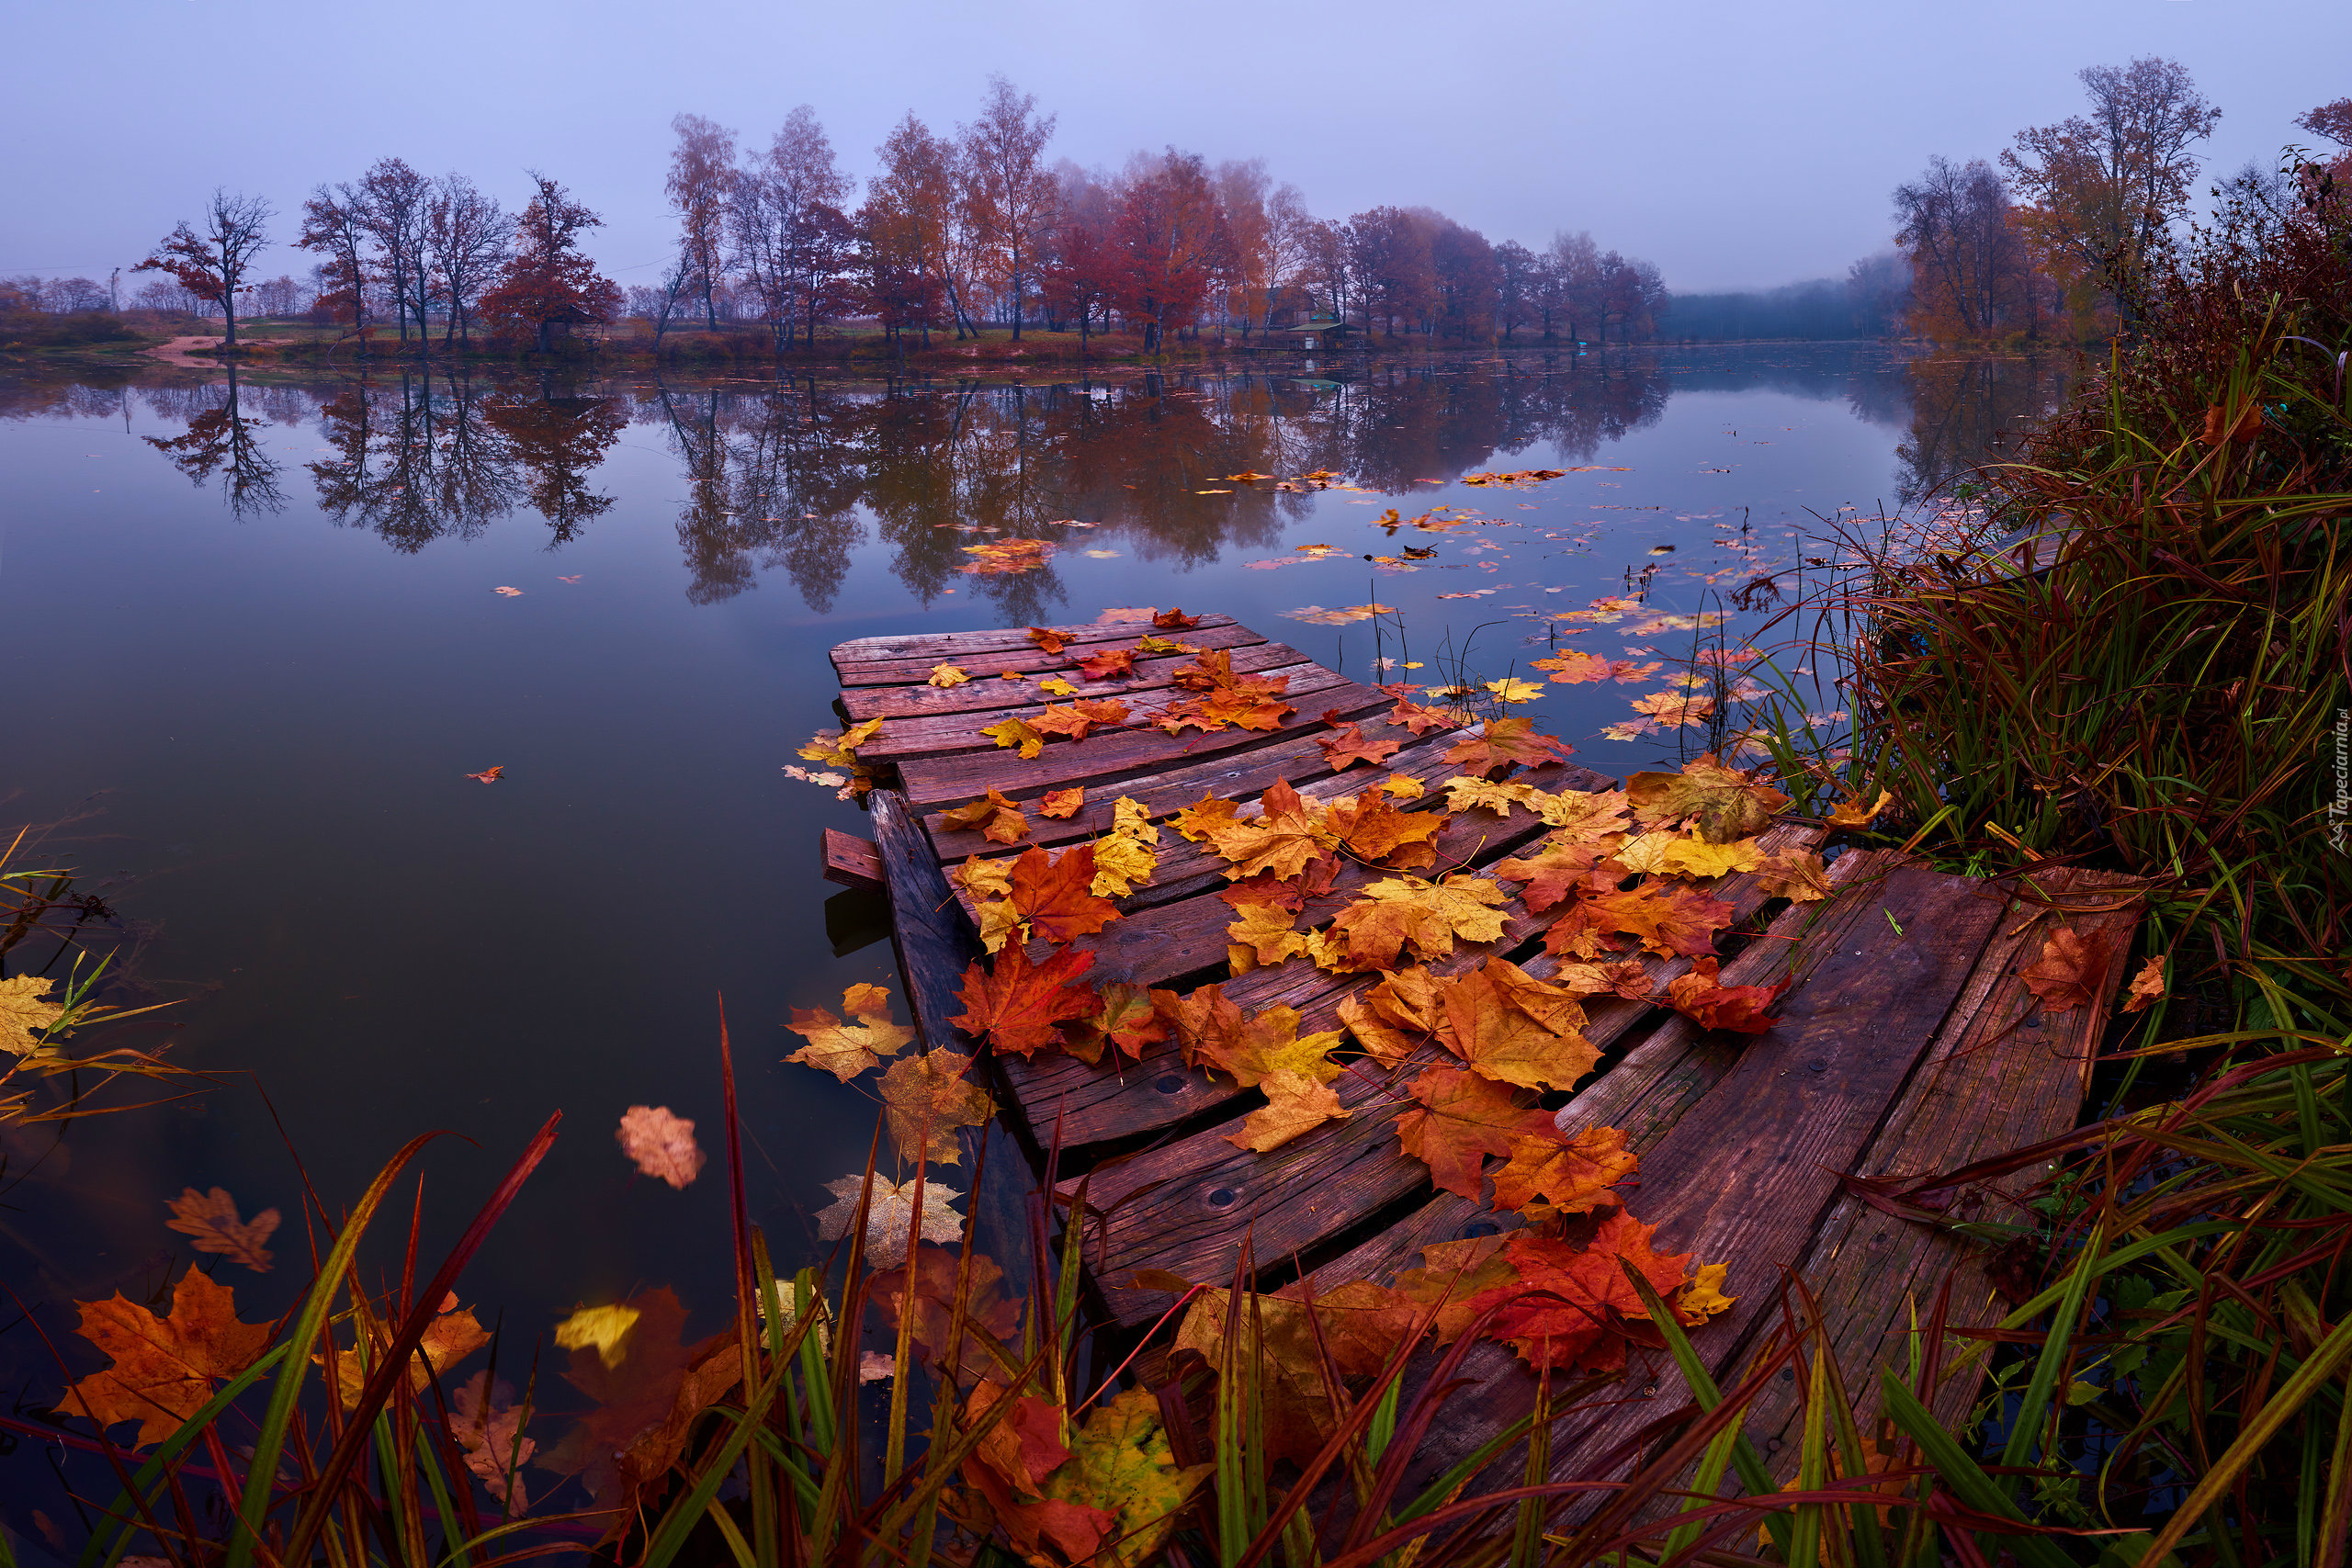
[
  {"left": 299, "top": 184, "right": 372, "bottom": 336},
  {"left": 359, "top": 159, "right": 434, "bottom": 344},
  {"left": 1345, "top": 207, "right": 1434, "bottom": 338},
  {"left": 1493, "top": 240, "right": 1542, "bottom": 342},
  {"left": 1039, "top": 164, "right": 1117, "bottom": 350},
  {"left": 864, "top": 114, "right": 958, "bottom": 347},
  {"left": 478, "top": 173, "right": 622, "bottom": 352},
  {"left": 2001, "top": 57, "right": 2221, "bottom": 320},
  {"left": 1894, "top": 155, "right": 2049, "bottom": 341},
  {"left": 736, "top": 105, "right": 855, "bottom": 352},
  {"left": 667, "top": 113, "right": 738, "bottom": 331},
  {"left": 1425, "top": 212, "right": 1499, "bottom": 341},
  {"left": 959, "top": 75, "right": 1057, "bottom": 340},
  {"left": 1108, "top": 150, "right": 1232, "bottom": 352},
  {"left": 1545, "top": 230, "right": 1600, "bottom": 344},
  {"left": 135, "top": 188, "right": 272, "bottom": 347},
  {"left": 1215, "top": 159, "right": 1272, "bottom": 337},
  {"left": 425, "top": 175, "right": 505, "bottom": 346}
]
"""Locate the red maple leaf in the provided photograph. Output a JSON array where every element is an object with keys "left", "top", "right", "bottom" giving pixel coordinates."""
[
  {"left": 1318, "top": 722, "right": 1403, "bottom": 772},
  {"left": 1076, "top": 646, "right": 1138, "bottom": 681},
  {"left": 952, "top": 945, "right": 1100, "bottom": 1056},
  {"left": 1152, "top": 607, "right": 1204, "bottom": 629},
  {"left": 1442, "top": 718, "right": 1573, "bottom": 777},
  {"left": 1026, "top": 626, "right": 1070, "bottom": 655},
  {"left": 1469, "top": 1213, "right": 1695, "bottom": 1371},
  {"left": 1393, "top": 1066, "right": 1554, "bottom": 1201},
  {"left": 1009, "top": 845, "right": 1123, "bottom": 943},
  {"left": 1387, "top": 696, "right": 1456, "bottom": 736},
  {"left": 1663, "top": 956, "right": 1789, "bottom": 1033}
]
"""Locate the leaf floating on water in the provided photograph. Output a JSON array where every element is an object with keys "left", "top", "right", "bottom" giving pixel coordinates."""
[
  {"left": 1485, "top": 677, "right": 1544, "bottom": 704},
  {"left": 813, "top": 1174, "right": 965, "bottom": 1269},
  {"left": 1826, "top": 787, "right": 1894, "bottom": 829},
  {"left": 463, "top": 765, "right": 505, "bottom": 784},
  {"left": 959, "top": 540, "right": 1056, "bottom": 575},
  {"left": 64, "top": 1271, "right": 273, "bottom": 1448},
  {"left": 786, "top": 985, "right": 917, "bottom": 1081},
  {"left": 0, "top": 974, "right": 65, "bottom": 1058},
  {"left": 553, "top": 1302, "right": 641, "bottom": 1368},
  {"left": 164, "top": 1187, "right": 279, "bottom": 1272},
  {"left": 616, "top": 1105, "right": 707, "bottom": 1189},
  {"left": 492, "top": 586, "right": 524, "bottom": 596},
  {"left": 878, "top": 1051, "right": 995, "bottom": 1165},
  {"left": 1283, "top": 603, "right": 1394, "bottom": 626},
  {"left": 557, "top": 574, "right": 581, "bottom": 582}
]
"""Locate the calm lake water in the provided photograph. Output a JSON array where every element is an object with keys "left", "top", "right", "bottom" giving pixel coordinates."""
[{"left": 0, "top": 344, "right": 2064, "bottom": 1504}]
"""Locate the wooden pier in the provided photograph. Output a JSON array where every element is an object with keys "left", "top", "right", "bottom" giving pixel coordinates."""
[{"left": 825, "top": 611, "right": 2142, "bottom": 1490}]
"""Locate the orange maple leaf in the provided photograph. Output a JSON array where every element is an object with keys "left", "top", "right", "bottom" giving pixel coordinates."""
[
  {"left": 1038, "top": 787, "right": 1085, "bottom": 819},
  {"left": 1029, "top": 704, "right": 1108, "bottom": 742},
  {"left": 1664, "top": 956, "right": 1789, "bottom": 1034},
  {"left": 1442, "top": 717, "right": 1572, "bottom": 777},
  {"left": 1393, "top": 1065, "right": 1554, "bottom": 1200},
  {"left": 1217, "top": 852, "right": 1340, "bottom": 913},
  {"left": 2018, "top": 928, "right": 2100, "bottom": 1010},
  {"left": 1489, "top": 1123, "right": 1637, "bottom": 1214},
  {"left": 164, "top": 1187, "right": 279, "bottom": 1272},
  {"left": 1338, "top": 965, "right": 1442, "bottom": 1064},
  {"left": 1470, "top": 1214, "right": 1696, "bottom": 1371},
  {"left": 870, "top": 1244, "right": 1023, "bottom": 1380},
  {"left": 1152, "top": 607, "right": 1204, "bottom": 629},
  {"left": 1625, "top": 752, "right": 1791, "bottom": 843},
  {"left": 1545, "top": 880, "right": 1734, "bottom": 961},
  {"left": 1323, "top": 791, "right": 1443, "bottom": 871},
  {"left": 1386, "top": 694, "right": 1457, "bottom": 736},
  {"left": 1026, "top": 626, "right": 1070, "bottom": 655},
  {"left": 2120, "top": 954, "right": 2166, "bottom": 1014},
  {"left": 1197, "top": 780, "right": 1336, "bottom": 881},
  {"left": 878, "top": 1050, "right": 996, "bottom": 1165},
  {"left": 952, "top": 945, "right": 1100, "bottom": 1056},
  {"left": 940, "top": 789, "right": 1030, "bottom": 846},
  {"left": 1151, "top": 982, "right": 1249, "bottom": 1071},
  {"left": 1059, "top": 981, "right": 1169, "bottom": 1064},
  {"left": 1318, "top": 722, "right": 1403, "bottom": 772},
  {"left": 1492, "top": 837, "right": 1623, "bottom": 912},
  {"left": 64, "top": 1271, "right": 273, "bottom": 1448},
  {"left": 1076, "top": 646, "right": 1137, "bottom": 681},
  {"left": 1432, "top": 959, "right": 1599, "bottom": 1091}
]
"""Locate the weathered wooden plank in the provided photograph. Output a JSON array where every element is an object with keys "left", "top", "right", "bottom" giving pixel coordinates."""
[
  {"left": 1724, "top": 867, "right": 2143, "bottom": 1482},
  {"left": 997, "top": 819, "right": 1826, "bottom": 1160},
  {"left": 842, "top": 630, "right": 1289, "bottom": 724},
  {"left": 1069, "top": 830, "right": 1847, "bottom": 1327},
  {"left": 857, "top": 658, "right": 1339, "bottom": 763},
  {"left": 895, "top": 676, "right": 1397, "bottom": 809},
  {"left": 832, "top": 615, "right": 1243, "bottom": 683},
  {"left": 1383, "top": 856, "right": 2018, "bottom": 1501},
  {"left": 1303, "top": 848, "right": 1887, "bottom": 1293},
  {"left": 821, "top": 828, "right": 884, "bottom": 890}
]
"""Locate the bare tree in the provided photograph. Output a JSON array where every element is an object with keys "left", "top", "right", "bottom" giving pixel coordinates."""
[
  {"left": 135, "top": 188, "right": 272, "bottom": 346},
  {"left": 734, "top": 105, "right": 852, "bottom": 353},
  {"left": 426, "top": 175, "right": 505, "bottom": 345},
  {"left": 1215, "top": 158, "right": 1272, "bottom": 338},
  {"left": 1894, "top": 155, "right": 2040, "bottom": 339},
  {"left": 1546, "top": 231, "right": 1600, "bottom": 344},
  {"left": 628, "top": 259, "right": 695, "bottom": 351},
  {"left": 357, "top": 159, "right": 434, "bottom": 343},
  {"left": 667, "top": 113, "right": 738, "bottom": 331},
  {"left": 2002, "top": 57, "right": 2221, "bottom": 316},
  {"left": 959, "top": 76, "right": 1057, "bottom": 339},
  {"left": 1261, "top": 183, "right": 1317, "bottom": 327},
  {"left": 298, "top": 183, "right": 372, "bottom": 338}
]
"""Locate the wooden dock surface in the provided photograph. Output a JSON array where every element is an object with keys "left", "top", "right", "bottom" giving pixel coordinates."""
[{"left": 825, "top": 611, "right": 2142, "bottom": 1493}]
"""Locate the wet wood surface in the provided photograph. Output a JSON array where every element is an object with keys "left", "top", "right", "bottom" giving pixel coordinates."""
[{"left": 831, "top": 615, "right": 2144, "bottom": 1502}]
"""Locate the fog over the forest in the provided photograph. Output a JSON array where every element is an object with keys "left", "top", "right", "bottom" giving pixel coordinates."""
[{"left": 3, "top": 0, "right": 2344, "bottom": 295}]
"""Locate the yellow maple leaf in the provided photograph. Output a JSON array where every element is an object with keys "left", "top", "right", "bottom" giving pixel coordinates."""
[
  {"left": 1091, "top": 831, "right": 1159, "bottom": 898},
  {"left": 786, "top": 987, "right": 917, "bottom": 1081},
  {"left": 1111, "top": 795, "right": 1161, "bottom": 844},
  {"left": 1039, "top": 675, "right": 1078, "bottom": 696},
  {"left": 1526, "top": 787, "right": 1634, "bottom": 837},
  {"left": 1444, "top": 775, "right": 1534, "bottom": 817},
  {"left": 0, "top": 974, "right": 66, "bottom": 1058},
  {"left": 953, "top": 855, "right": 1014, "bottom": 901},
  {"left": 553, "top": 1303, "right": 640, "bottom": 1368},
  {"left": 1380, "top": 774, "right": 1426, "bottom": 801},
  {"left": 799, "top": 716, "right": 886, "bottom": 767},
  {"left": 1614, "top": 831, "right": 1766, "bottom": 879},
  {"left": 1827, "top": 787, "right": 1894, "bottom": 829},
  {"left": 927, "top": 663, "right": 970, "bottom": 688},
  {"left": 1225, "top": 1069, "right": 1351, "bottom": 1153},
  {"left": 1485, "top": 677, "right": 1544, "bottom": 704},
  {"left": 1754, "top": 848, "right": 1833, "bottom": 903},
  {"left": 1227, "top": 902, "right": 1309, "bottom": 973},
  {"left": 974, "top": 900, "right": 1029, "bottom": 953},
  {"left": 981, "top": 717, "right": 1045, "bottom": 759},
  {"left": 1669, "top": 1261, "right": 1736, "bottom": 1325}
]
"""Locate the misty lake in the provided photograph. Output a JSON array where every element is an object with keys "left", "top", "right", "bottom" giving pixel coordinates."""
[{"left": 0, "top": 344, "right": 2066, "bottom": 1457}]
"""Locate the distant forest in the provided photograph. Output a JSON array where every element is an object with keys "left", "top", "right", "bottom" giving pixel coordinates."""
[{"left": 9, "top": 64, "right": 2346, "bottom": 353}]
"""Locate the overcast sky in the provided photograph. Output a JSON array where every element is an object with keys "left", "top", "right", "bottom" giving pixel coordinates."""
[{"left": 6, "top": 0, "right": 2345, "bottom": 295}]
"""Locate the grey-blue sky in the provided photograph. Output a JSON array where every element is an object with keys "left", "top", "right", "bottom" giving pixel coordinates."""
[{"left": 5, "top": 0, "right": 2343, "bottom": 294}]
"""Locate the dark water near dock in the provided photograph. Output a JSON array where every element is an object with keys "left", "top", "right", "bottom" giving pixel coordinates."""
[{"left": 0, "top": 345, "right": 2064, "bottom": 1498}]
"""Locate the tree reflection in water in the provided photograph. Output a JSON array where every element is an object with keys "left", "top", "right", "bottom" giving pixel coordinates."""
[
  {"left": 130, "top": 357, "right": 1694, "bottom": 607},
  {"left": 1894, "top": 355, "right": 2074, "bottom": 506},
  {"left": 144, "top": 364, "right": 284, "bottom": 518}
]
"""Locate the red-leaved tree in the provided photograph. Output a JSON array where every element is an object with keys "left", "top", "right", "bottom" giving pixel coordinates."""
[
  {"left": 135, "top": 190, "right": 273, "bottom": 346},
  {"left": 478, "top": 173, "right": 622, "bottom": 352}
]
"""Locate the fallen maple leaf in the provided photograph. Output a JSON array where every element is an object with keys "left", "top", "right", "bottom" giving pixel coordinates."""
[
  {"left": 0, "top": 974, "right": 64, "bottom": 1057},
  {"left": 951, "top": 943, "right": 1100, "bottom": 1056},
  {"left": 879, "top": 1051, "right": 995, "bottom": 1165},
  {"left": 2120, "top": 954, "right": 2167, "bottom": 1014},
  {"left": 1089, "top": 829, "right": 1159, "bottom": 898},
  {"left": 1077, "top": 646, "right": 1138, "bottom": 681},
  {"left": 1471, "top": 1214, "right": 1699, "bottom": 1371},
  {"left": 799, "top": 716, "right": 885, "bottom": 768},
  {"left": 553, "top": 1303, "right": 641, "bottom": 1367},
  {"left": 1381, "top": 773, "right": 1426, "bottom": 800},
  {"left": 928, "top": 663, "right": 971, "bottom": 687},
  {"left": 1153, "top": 607, "right": 1204, "bottom": 629},
  {"left": 492, "top": 585, "right": 523, "bottom": 596},
  {"left": 1625, "top": 753, "right": 1791, "bottom": 843},
  {"left": 451, "top": 1371, "right": 535, "bottom": 1507},
  {"left": 1614, "top": 830, "right": 1765, "bottom": 879},
  {"left": 1325, "top": 874, "right": 1512, "bottom": 969},
  {"left": 1432, "top": 959, "right": 1599, "bottom": 1090},
  {"left": 463, "top": 765, "right": 505, "bottom": 784},
  {"left": 1039, "top": 675, "right": 1078, "bottom": 696},
  {"left": 1323, "top": 790, "right": 1442, "bottom": 870},
  {"left": 1549, "top": 959, "right": 1657, "bottom": 1000},
  {"left": 1038, "top": 787, "right": 1085, "bottom": 819},
  {"left": 1394, "top": 1065, "right": 1554, "bottom": 1200},
  {"left": 870, "top": 1244, "right": 1021, "bottom": 1379},
  {"left": 1547, "top": 880, "right": 1735, "bottom": 962},
  {"left": 616, "top": 1106, "right": 707, "bottom": 1188},
  {"left": 1442, "top": 717, "right": 1573, "bottom": 776},
  {"left": 1489, "top": 1123, "right": 1636, "bottom": 1213},
  {"left": 1492, "top": 835, "right": 1623, "bottom": 912},
  {"left": 1665, "top": 956, "right": 1789, "bottom": 1034},
  {"left": 1753, "top": 847, "right": 1834, "bottom": 902},
  {"left": 1059, "top": 982, "right": 1169, "bottom": 1064},
  {"left": 541, "top": 1289, "right": 733, "bottom": 1511},
  {"left": 164, "top": 1187, "right": 278, "bottom": 1272},
  {"left": 786, "top": 986, "right": 917, "bottom": 1080},
  {"left": 939, "top": 788, "right": 1030, "bottom": 846},
  {"left": 983, "top": 716, "right": 1046, "bottom": 758},
  {"left": 813, "top": 1174, "right": 965, "bottom": 1268},
  {"left": 1226, "top": 1068, "right": 1351, "bottom": 1152},
  {"left": 974, "top": 900, "right": 1028, "bottom": 953},
  {"left": 1826, "top": 787, "right": 1894, "bottom": 829},
  {"left": 1196, "top": 1005, "right": 1346, "bottom": 1089},
  {"left": 2018, "top": 928, "right": 2100, "bottom": 1011},
  {"left": 1338, "top": 965, "right": 1442, "bottom": 1064},
  {"left": 1227, "top": 901, "right": 1309, "bottom": 973},
  {"left": 1485, "top": 677, "right": 1544, "bottom": 704},
  {"left": 1170, "top": 794, "right": 1243, "bottom": 841},
  {"left": 1010, "top": 845, "right": 1123, "bottom": 942},
  {"left": 1026, "top": 626, "right": 1070, "bottom": 654},
  {"left": 955, "top": 854, "right": 1015, "bottom": 901},
  {"left": 1319, "top": 722, "right": 1403, "bottom": 772},
  {"left": 1387, "top": 694, "right": 1456, "bottom": 736},
  {"left": 64, "top": 1271, "right": 272, "bottom": 1447},
  {"left": 1197, "top": 780, "right": 1339, "bottom": 881},
  {"left": 321, "top": 1293, "right": 492, "bottom": 1407},
  {"left": 1037, "top": 1387, "right": 1213, "bottom": 1568}
]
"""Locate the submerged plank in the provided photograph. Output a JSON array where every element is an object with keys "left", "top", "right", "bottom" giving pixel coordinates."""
[{"left": 842, "top": 629, "right": 1285, "bottom": 725}]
